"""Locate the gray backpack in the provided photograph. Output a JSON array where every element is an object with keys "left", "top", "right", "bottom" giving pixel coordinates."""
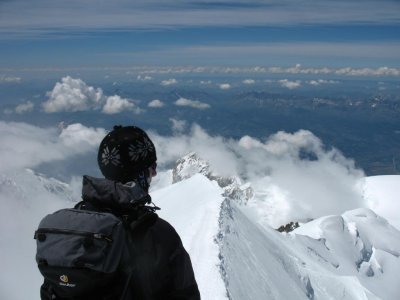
[{"left": 34, "top": 208, "right": 133, "bottom": 299}]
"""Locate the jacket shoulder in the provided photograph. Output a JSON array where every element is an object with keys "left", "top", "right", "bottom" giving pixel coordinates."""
[
  {"left": 154, "top": 217, "right": 179, "bottom": 233},
  {"left": 150, "top": 217, "right": 183, "bottom": 246}
]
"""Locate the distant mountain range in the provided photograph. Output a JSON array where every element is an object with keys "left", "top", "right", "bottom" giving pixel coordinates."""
[{"left": 1, "top": 77, "right": 399, "bottom": 176}]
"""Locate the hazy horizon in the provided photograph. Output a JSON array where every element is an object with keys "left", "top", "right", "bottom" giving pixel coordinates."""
[{"left": 1, "top": 0, "right": 399, "bottom": 69}]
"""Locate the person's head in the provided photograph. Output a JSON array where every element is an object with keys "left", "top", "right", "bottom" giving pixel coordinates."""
[{"left": 97, "top": 125, "right": 157, "bottom": 191}]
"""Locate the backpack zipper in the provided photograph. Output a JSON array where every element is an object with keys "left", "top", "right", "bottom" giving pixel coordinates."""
[{"left": 35, "top": 228, "right": 113, "bottom": 243}]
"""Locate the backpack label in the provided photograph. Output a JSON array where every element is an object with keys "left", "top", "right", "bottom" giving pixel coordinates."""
[{"left": 59, "top": 275, "right": 76, "bottom": 288}]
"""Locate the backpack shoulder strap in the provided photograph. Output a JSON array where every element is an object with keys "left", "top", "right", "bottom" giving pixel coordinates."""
[{"left": 117, "top": 222, "right": 137, "bottom": 300}]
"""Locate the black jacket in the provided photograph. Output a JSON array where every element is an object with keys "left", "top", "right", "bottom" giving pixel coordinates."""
[{"left": 41, "top": 175, "right": 200, "bottom": 300}]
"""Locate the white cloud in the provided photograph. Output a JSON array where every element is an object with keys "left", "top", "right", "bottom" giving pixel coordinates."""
[
  {"left": 242, "top": 130, "right": 324, "bottom": 157},
  {"left": 122, "top": 64, "right": 400, "bottom": 77},
  {"left": 59, "top": 123, "right": 106, "bottom": 149},
  {"left": 335, "top": 67, "right": 400, "bottom": 76},
  {"left": 42, "top": 76, "right": 103, "bottom": 113},
  {"left": 236, "top": 131, "right": 365, "bottom": 227},
  {"left": 243, "top": 79, "right": 255, "bottom": 85},
  {"left": 15, "top": 101, "right": 34, "bottom": 114},
  {"left": 42, "top": 76, "right": 143, "bottom": 114},
  {"left": 137, "top": 75, "right": 152, "bottom": 81},
  {"left": 161, "top": 78, "right": 178, "bottom": 86},
  {"left": 150, "top": 124, "right": 237, "bottom": 177},
  {"left": 175, "top": 97, "right": 210, "bottom": 109},
  {"left": 169, "top": 118, "right": 187, "bottom": 133},
  {"left": 200, "top": 80, "right": 212, "bottom": 85},
  {"left": 150, "top": 124, "right": 365, "bottom": 228},
  {"left": 0, "top": 121, "right": 106, "bottom": 173},
  {"left": 3, "top": 108, "right": 13, "bottom": 115},
  {"left": 0, "top": 75, "right": 22, "bottom": 83},
  {"left": 148, "top": 99, "right": 164, "bottom": 108},
  {"left": 309, "top": 80, "right": 320, "bottom": 86},
  {"left": 219, "top": 83, "right": 231, "bottom": 90},
  {"left": 0, "top": 120, "right": 367, "bottom": 231},
  {"left": 279, "top": 79, "right": 301, "bottom": 89},
  {"left": 102, "top": 95, "right": 137, "bottom": 114},
  {"left": 0, "top": 122, "right": 62, "bottom": 172},
  {"left": 239, "top": 135, "right": 265, "bottom": 149},
  {"left": 269, "top": 65, "right": 400, "bottom": 77},
  {"left": 308, "top": 79, "right": 338, "bottom": 86}
]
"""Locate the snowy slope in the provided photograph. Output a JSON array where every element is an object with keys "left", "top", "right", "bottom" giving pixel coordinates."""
[
  {"left": 153, "top": 174, "right": 228, "bottom": 300},
  {"left": 0, "top": 170, "right": 75, "bottom": 300},
  {"left": 0, "top": 170, "right": 228, "bottom": 300},
  {"left": 154, "top": 167, "right": 400, "bottom": 299},
  {"left": 293, "top": 208, "right": 400, "bottom": 299},
  {"left": 218, "top": 200, "right": 400, "bottom": 300},
  {"left": 1, "top": 167, "right": 400, "bottom": 300},
  {"left": 218, "top": 200, "right": 313, "bottom": 300}
]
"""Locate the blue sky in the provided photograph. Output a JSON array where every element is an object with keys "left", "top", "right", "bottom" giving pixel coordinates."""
[{"left": 0, "top": 0, "right": 399, "bottom": 69}]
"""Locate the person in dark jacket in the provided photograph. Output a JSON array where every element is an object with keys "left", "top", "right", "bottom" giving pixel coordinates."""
[{"left": 40, "top": 125, "right": 200, "bottom": 299}]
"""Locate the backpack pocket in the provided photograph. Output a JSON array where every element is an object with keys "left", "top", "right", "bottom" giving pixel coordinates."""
[{"left": 35, "top": 209, "right": 128, "bottom": 299}]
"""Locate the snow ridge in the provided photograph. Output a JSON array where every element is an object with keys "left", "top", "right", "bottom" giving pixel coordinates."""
[
  {"left": 171, "top": 152, "right": 400, "bottom": 299},
  {"left": 217, "top": 199, "right": 400, "bottom": 299},
  {"left": 217, "top": 199, "right": 313, "bottom": 300}
]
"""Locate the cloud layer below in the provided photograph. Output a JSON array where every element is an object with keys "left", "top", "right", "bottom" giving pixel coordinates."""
[
  {"left": 150, "top": 124, "right": 365, "bottom": 226},
  {"left": 0, "top": 122, "right": 106, "bottom": 173},
  {"left": 0, "top": 121, "right": 366, "bottom": 228}
]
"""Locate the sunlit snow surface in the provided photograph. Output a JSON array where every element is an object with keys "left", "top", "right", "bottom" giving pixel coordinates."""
[
  {"left": 293, "top": 208, "right": 400, "bottom": 299},
  {"left": 0, "top": 170, "right": 399, "bottom": 299},
  {"left": 153, "top": 174, "right": 228, "bottom": 300},
  {"left": 218, "top": 200, "right": 400, "bottom": 300}
]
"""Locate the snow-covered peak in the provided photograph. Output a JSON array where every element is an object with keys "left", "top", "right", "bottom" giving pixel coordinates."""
[
  {"left": 172, "top": 152, "right": 253, "bottom": 204},
  {"left": 172, "top": 152, "right": 212, "bottom": 183}
]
